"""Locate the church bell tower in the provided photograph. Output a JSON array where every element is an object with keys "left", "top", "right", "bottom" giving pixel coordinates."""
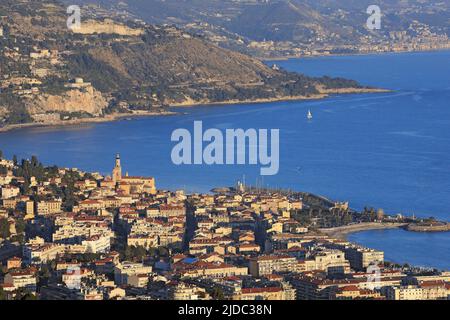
[{"left": 112, "top": 153, "right": 122, "bottom": 184}]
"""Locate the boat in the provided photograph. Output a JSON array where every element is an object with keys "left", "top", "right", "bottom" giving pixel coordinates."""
[{"left": 307, "top": 109, "right": 313, "bottom": 120}]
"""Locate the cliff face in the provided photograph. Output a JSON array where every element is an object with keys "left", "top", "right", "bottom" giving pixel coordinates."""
[
  {"left": 71, "top": 19, "right": 145, "bottom": 36},
  {"left": 0, "top": 107, "right": 8, "bottom": 119},
  {"left": 25, "top": 87, "right": 107, "bottom": 117}
]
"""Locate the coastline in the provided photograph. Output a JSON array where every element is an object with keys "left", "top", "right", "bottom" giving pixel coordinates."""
[
  {"left": 0, "top": 88, "right": 390, "bottom": 133},
  {"left": 0, "top": 110, "right": 178, "bottom": 133},
  {"left": 263, "top": 47, "right": 450, "bottom": 61},
  {"left": 319, "top": 222, "right": 408, "bottom": 240}
]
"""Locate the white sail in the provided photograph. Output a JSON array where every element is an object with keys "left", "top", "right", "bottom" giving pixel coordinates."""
[{"left": 307, "top": 110, "right": 313, "bottom": 120}]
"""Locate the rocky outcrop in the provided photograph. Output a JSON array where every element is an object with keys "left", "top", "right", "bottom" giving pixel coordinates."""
[
  {"left": 25, "top": 87, "right": 108, "bottom": 117},
  {"left": 71, "top": 19, "right": 144, "bottom": 36},
  {"left": 0, "top": 106, "right": 9, "bottom": 118}
]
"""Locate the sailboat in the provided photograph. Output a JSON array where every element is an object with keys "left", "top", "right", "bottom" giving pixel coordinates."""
[{"left": 307, "top": 109, "right": 313, "bottom": 120}]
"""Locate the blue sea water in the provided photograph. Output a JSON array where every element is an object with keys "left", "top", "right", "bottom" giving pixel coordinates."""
[
  {"left": 347, "top": 229, "right": 450, "bottom": 270},
  {"left": 0, "top": 50, "right": 449, "bottom": 269}
]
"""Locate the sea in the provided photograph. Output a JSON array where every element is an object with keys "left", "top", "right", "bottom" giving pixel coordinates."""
[{"left": 1, "top": 50, "right": 449, "bottom": 269}]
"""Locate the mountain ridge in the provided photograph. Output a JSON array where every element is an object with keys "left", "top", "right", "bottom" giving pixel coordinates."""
[
  {"left": 77, "top": 0, "right": 450, "bottom": 57},
  {"left": 0, "top": 0, "right": 376, "bottom": 130}
]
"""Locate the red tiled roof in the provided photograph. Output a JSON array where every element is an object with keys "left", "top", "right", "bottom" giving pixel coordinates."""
[
  {"left": 8, "top": 257, "right": 21, "bottom": 261},
  {"left": 338, "top": 285, "right": 360, "bottom": 292},
  {"left": 252, "top": 254, "right": 294, "bottom": 261},
  {"left": 241, "top": 287, "right": 282, "bottom": 294},
  {"left": 264, "top": 274, "right": 283, "bottom": 280},
  {"left": 420, "top": 280, "right": 447, "bottom": 288}
]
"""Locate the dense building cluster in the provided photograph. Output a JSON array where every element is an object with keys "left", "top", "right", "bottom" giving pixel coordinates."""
[{"left": 0, "top": 154, "right": 449, "bottom": 300}]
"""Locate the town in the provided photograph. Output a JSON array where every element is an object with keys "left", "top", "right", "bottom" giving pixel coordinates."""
[{"left": 0, "top": 152, "right": 449, "bottom": 300}]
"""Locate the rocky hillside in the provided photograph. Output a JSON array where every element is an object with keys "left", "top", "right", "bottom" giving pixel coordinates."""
[
  {"left": 0, "top": 0, "right": 367, "bottom": 127},
  {"left": 81, "top": 0, "right": 450, "bottom": 57}
]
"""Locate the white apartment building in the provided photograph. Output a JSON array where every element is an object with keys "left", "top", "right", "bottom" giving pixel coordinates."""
[
  {"left": 82, "top": 235, "right": 111, "bottom": 254},
  {"left": 386, "top": 284, "right": 450, "bottom": 300},
  {"left": 4, "top": 270, "right": 37, "bottom": 292},
  {"left": 114, "top": 262, "right": 153, "bottom": 286},
  {"left": 23, "top": 243, "right": 65, "bottom": 264},
  {"left": 37, "top": 199, "right": 62, "bottom": 215},
  {"left": 1, "top": 186, "right": 20, "bottom": 199}
]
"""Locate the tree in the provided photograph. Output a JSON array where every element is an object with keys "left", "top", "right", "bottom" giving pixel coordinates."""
[
  {"left": 0, "top": 265, "right": 6, "bottom": 277},
  {"left": 123, "top": 245, "right": 133, "bottom": 261},
  {"left": 81, "top": 252, "right": 102, "bottom": 262},
  {"left": 132, "top": 246, "right": 147, "bottom": 260},
  {"left": 31, "top": 155, "right": 38, "bottom": 168},
  {"left": 10, "top": 234, "right": 25, "bottom": 244},
  {"left": 62, "top": 183, "right": 77, "bottom": 211},
  {"left": 16, "top": 289, "right": 37, "bottom": 300},
  {"left": 38, "top": 264, "right": 52, "bottom": 287},
  {"left": 15, "top": 219, "right": 26, "bottom": 234},
  {"left": 61, "top": 171, "right": 81, "bottom": 211},
  {"left": 211, "top": 286, "right": 225, "bottom": 300},
  {"left": 22, "top": 180, "right": 30, "bottom": 195},
  {"left": 342, "top": 213, "right": 353, "bottom": 225},
  {"left": 0, "top": 150, "right": 3, "bottom": 159},
  {"left": 120, "top": 245, "right": 150, "bottom": 261},
  {"left": 158, "top": 246, "right": 169, "bottom": 257},
  {"left": 0, "top": 219, "right": 10, "bottom": 239},
  {"left": 12, "top": 155, "right": 18, "bottom": 166},
  {"left": 0, "top": 287, "right": 6, "bottom": 300}
]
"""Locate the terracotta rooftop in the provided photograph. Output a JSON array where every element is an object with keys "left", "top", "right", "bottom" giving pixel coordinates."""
[{"left": 241, "top": 287, "right": 282, "bottom": 294}]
